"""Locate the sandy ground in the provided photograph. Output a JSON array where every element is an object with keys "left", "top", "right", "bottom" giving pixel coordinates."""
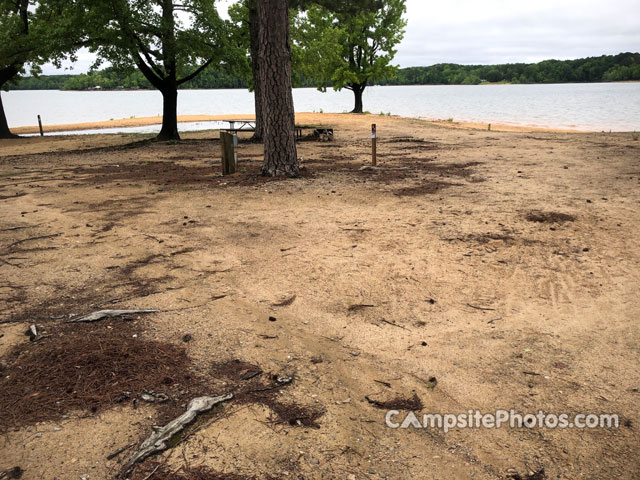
[{"left": 0, "top": 113, "right": 639, "bottom": 480}]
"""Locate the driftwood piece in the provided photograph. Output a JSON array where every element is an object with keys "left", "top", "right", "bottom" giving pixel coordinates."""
[
  {"left": 67, "top": 309, "right": 158, "bottom": 323},
  {"left": 120, "top": 393, "right": 233, "bottom": 477}
]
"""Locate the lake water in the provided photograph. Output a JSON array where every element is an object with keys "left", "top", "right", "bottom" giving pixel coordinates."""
[{"left": 4, "top": 82, "right": 640, "bottom": 132}]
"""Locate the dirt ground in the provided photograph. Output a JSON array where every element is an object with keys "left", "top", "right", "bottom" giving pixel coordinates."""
[{"left": 0, "top": 113, "right": 639, "bottom": 480}]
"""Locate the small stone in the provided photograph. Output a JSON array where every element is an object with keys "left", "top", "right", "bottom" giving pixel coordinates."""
[
  {"left": 54, "top": 427, "right": 62, "bottom": 432},
  {"left": 350, "top": 351, "right": 360, "bottom": 357},
  {"left": 269, "top": 316, "right": 277, "bottom": 322},
  {"left": 35, "top": 432, "right": 43, "bottom": 438},
  {"left": 182, "top": 333, "right": 192, "bottom": 343}
]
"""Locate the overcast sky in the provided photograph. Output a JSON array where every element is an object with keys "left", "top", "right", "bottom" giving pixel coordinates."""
[{"left": 42, "top": 0, "right": 640, "bottom": 74}]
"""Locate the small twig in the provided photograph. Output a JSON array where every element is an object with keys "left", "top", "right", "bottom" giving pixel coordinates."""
[
  {"left": 466, "top": 303, "right": 496, "bottom": 311},
  {"left": 523, "top": 371, "right": 541, "bottom": 376},
  {"left": 272, "top": 295, "right": 296, "bottom": 307},
  {"left": 107, "top": 443, "right": 134, "bottom": 461},
  {"left": 141, "top": 463, "right": 161, "bottom": 480},
  {"left": 381, "top": 319, "right": 407, "bottom": 330},
  {"left": 374, "top": 379, "right": 391, "bottom": 388}
]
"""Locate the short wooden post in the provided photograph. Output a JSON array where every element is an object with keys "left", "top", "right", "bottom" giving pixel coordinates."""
[
  {"left": 37, "top": 115, "right": 44, "bottom": 136},
  {"left": 220, "top": 131, "right": 236, "bottom": 175},
  {"left": 371, "top": 124, "right": 377, "bottom": 166},
  {"left": 488, "top": 123, "right": 491, "bottom": 131}
]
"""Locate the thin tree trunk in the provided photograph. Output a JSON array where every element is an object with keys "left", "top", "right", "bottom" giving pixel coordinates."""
[
  {"left": 157, "top": 86, "right": 180, "bottom": 141},
  {"left": 258, "top": 0, "right": 298, "bottom": 177},
  {"left": 0, "top": 90, "right": 18, "bottom": 139},
  {"left": 351, "top": 83, "right": 365, "bottom": 114},
  {"left": 249, "top": 1, "right": 263, "bottom": 141}
]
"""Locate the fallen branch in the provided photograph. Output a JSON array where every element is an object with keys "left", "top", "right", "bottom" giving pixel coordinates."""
[
  {"left": 119, "top": 393, "right": 233, "bottom": 478},
  {"left": 7, "top": 233, "right": 61, "bottom": 249},
  {"left": 67, "top": 309, "right": 158, "bottom": 323}
]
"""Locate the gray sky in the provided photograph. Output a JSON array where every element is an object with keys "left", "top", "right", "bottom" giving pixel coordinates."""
[{"left": 42, "top": 0, "right": 640, "bottom": 74}]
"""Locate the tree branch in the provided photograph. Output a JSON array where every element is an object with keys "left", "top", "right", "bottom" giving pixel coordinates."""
[
  {"left": 177, "top": 58, "right": 214, "bottom": 85},
  {"left": 134, "top": 52, "right": 165, "bottom": 90}
]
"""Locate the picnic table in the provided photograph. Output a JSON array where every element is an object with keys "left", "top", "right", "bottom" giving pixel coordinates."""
[
  {"left": 219, "top": 120, "right": 333, "bottom": 141},
  {"left": 295, "top": 124, "right": 334, "bottom": 140},
  {"left": 220, "top": 119, "right": 256, "bottom": 133}
]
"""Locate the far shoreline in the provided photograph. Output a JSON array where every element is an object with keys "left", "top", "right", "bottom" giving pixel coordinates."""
[{"left": 6, "top": 80, "right": 640, "bottom": 93}]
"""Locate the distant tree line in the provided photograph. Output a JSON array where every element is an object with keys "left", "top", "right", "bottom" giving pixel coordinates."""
[
  {"left": 12, "top": 67, "right": 248, "bottom": 91},
  {"left": 10, "top": 52, "right": 640, "bottom": 91},
  {"left": 378, "top": 52, "right": 640, "bottom": 85}
]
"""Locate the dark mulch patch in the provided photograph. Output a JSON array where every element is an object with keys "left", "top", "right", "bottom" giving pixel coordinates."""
[
  {"left": 212, "top": 360, "right": 325, "bottom": 429},
  {"left": 132, "top": 462, "right": 276, "bottom": 480},
  {"left": 525, "top": 211, "right": 576, "bottom": 223},
  {"left": 365, "top": 393, "right": 424, "bottom": 411},
  {"left": 212, "top": 359, "right": 263, "bottom": 382},
  {"left": 0, "top": 320, "right": 198, "bottom": 431},
  {"left": 394, "top": 181, "right": 460, "bottom": 196},
  {"left": 508, "top": 468, "right": 546, "bottom": 480}
]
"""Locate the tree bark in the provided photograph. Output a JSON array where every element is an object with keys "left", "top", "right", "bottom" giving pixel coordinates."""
[
  {"left": 0, "top": 67, "right": 20, "bottom": 139},
  {"left": 157, "top": 86, "right": 180, "bottom": 141},
  {"left": 257, "top": 0, "right": 298, "bottom": 177},
  {"left": 0, "top": 90, "right": 18, "bottom": 139},
  {"left": 155, "top": 0, "right": 180, "bottom": 141},
  {"left": 249, "top": 1, "right": 264, "bottom": 141},
  {"left": 350, "top": 83, "right": 366, "bottom": 114}
]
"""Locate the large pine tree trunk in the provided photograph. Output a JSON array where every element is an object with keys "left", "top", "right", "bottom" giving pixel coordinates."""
[
  {"left": 156, "top": 0, "right": 180, "bottom": 142},
  {"left": 157, "top": 86, "right": 180, "bottom": 141},
  {"left": 351, "top": 83, "right": 366, "bottom": 114},
  {"left": 258, "top": 0, "right": 298, "bottom": 177},
  {"left": 249, "top": 1, "right": 264, "bottom": 141},
  {"left": 0, "top": 90, "right": 17, "bottom": 139}
]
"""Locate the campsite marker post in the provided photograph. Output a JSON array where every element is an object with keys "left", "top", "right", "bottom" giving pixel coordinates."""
[{"left": 371, "top": 124, "right": 377, "bottom": 166}]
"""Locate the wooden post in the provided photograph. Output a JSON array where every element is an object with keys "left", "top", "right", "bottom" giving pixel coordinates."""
[
  {"left": 371, "top": 124, "right": 377, "bottom": 166},
  {"left": 37, "top": 115, "right": 44, "bottom": 136},
  {"left": 488, "top": 123, "right": 491, "bottom": 131},
  {"left": 220, "top": 131, "right": 236, "bottom": 175}
]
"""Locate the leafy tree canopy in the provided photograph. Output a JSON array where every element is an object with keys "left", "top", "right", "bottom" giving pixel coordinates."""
[{"left": 293, "top": 0, "right": 406, "bottom": 111}]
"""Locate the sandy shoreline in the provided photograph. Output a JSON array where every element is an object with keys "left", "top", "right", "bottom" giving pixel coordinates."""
[{"left": 11, "top": 112, "right": 594, "bottom": 135}]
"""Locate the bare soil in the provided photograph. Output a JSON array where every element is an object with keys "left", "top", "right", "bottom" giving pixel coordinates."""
[{"left": 1, "top": 113, "right": 639, "bottom": 480}]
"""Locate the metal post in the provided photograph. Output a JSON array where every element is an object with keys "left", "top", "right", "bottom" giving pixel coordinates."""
[{"left": 37, "top": 115, "right": 44, "bottom": 136}]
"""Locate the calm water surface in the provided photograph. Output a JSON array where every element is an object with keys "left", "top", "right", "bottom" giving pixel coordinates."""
[{"left": 4, "top": 82, "right": 639, "bottom": 132}]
